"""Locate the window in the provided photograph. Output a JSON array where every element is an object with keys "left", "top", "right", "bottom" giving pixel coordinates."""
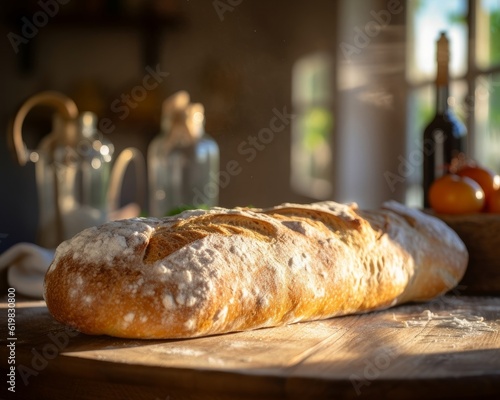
[
  {"left": 406, "top": 0, "right": 500, "bottom": 207},
  {"left": 474, "top": 0, "right": 500, "bottom": 171},
  {"left": 290, "top": 52, "right": 334, "bottom": 199}
]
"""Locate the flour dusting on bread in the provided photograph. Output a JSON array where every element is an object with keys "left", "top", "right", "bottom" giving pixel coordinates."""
[{"left": 44, "top": 201, "right": 468, "bottom": 339}]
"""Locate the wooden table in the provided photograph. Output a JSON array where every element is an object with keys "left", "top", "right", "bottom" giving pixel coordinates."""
[{"left": 1, "top": 295, "right": 499, "bottom": 400}]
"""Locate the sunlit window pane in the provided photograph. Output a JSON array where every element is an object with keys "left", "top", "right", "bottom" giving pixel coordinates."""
[
  {"left": 476, "top": 0, "right": 500, "bottom": 68},
  {"left": 406, "top": 0, "right": 468, "bottom": 83},
  {"left": 405, "top": 85, "right": 432, "bottom": 207},
  {"left": 291, "top": 52, "right": 333, "bottom": 199},
  {"left": 475, "top": 74, "right": 500, "bottom": 171},
  {"left": 292, "top": 53, "right": 332, "bottom": 106}
]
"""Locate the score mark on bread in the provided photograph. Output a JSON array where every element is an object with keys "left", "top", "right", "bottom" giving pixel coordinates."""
[{"left": 143, "top": 213, "right": 278, "bottom": 264}]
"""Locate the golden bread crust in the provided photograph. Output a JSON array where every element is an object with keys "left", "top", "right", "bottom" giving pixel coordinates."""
[{"left": 44, "top": 201, "right": 468, "bottom": 339}]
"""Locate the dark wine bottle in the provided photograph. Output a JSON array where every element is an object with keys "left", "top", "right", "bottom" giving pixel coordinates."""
[{"left": 422, "top": 32, "right": 467, "bottom": 208}]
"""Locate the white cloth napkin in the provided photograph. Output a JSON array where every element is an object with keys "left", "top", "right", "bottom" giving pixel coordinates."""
[
  {"left": 0, "top": 205, "right": 140, "bottom": 299},
  {"left": 0, "top": 243, "right": 54, "bottom": 299}
]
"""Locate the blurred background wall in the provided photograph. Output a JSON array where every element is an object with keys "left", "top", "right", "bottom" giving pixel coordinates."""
[{"left": 0, "top": 0, "right": 408, "bottom": 251}]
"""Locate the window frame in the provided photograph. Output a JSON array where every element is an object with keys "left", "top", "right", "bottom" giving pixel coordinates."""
[{"left": 405, "top": 0, "right": 500, "bottom": 206}]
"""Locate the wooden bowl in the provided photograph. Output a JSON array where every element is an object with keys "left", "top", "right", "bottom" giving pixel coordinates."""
[{"left": 428, "top": 211, "right": 500, "bottom": 295}]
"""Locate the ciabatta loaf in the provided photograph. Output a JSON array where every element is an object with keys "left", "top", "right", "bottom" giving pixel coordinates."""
[{"left": 44, "top": 201, "right": 468, "bottom": 339}]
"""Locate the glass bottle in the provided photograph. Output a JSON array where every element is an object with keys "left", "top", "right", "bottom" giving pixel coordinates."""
[
  {"left": 148, "top": 92, "right": 220, "bottom": 217},
  {"left": 422, "top": 32, "right": 467, "bottom": 208}
]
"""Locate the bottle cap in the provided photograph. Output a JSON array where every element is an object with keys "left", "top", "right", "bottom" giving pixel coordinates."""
[
  {"left": 186, "top": 103, "right": 205, "bottom": 140},
  {"left": 161, "top": 91, "right": 190, "bottom": 132},
  {"left": 78, "top": 112, "right": 98, "bottom": 138},
  {"left": 436, "top": 31, "right": 450, "bottom": 85}
]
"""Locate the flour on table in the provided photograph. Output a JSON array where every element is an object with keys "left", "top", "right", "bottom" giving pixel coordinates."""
[
  {"left": 396, "top": 309, "right": 497, "bottom": 334},
  {"left": 149, "top": 346, "right": 206, "bottom": 357}
]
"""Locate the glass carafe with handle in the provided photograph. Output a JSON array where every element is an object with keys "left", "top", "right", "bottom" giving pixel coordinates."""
[{"left": 9, "top": 91, "right": 144, "bottom": 248}]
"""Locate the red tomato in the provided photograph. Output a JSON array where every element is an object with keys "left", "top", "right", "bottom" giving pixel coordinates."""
[{"left": 456, "top": 165, "right": 500, "bottom": 201}]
